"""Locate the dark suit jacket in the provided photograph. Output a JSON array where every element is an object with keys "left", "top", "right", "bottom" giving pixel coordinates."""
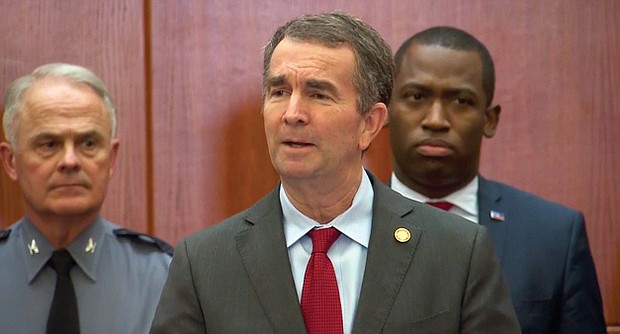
[
  {"left": 150, "top": 173, "right": 520, "bottom": 333},
  {"left": 477, "top": 176, "right": 605, "bottom": 333}
]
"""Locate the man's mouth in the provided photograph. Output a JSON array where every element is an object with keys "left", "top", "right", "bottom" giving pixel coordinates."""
[
  {"left": 416, "top": 140, "right": 453, "bottom": 157},
  {"left": 416, "top": 145, "right": 452, "bottom": 157},
  {"left": 284, "top": 140, "right": 313, "bottom": 148}
]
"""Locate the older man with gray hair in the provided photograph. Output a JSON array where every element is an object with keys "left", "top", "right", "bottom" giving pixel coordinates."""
[
  {"left": 0, "top": 63, "right": 172, "bottom": 334},
  {"left": 151, "top": 12, "right": 519, "bottom": 334}
]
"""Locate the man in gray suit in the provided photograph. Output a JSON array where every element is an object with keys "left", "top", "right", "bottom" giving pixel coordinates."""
[{"left": 150, "top": 12, "right": 520, "bottom": 333}]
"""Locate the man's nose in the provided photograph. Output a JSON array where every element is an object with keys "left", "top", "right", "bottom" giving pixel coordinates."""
[
  {"left": 282, "top": 94, "right": 309, "bottom": 125},
  {"left": 422, "top": 100, "right": 450, "bottom": 130},
  {"left": 58, "top": 144, "right": 81, "bottom": 172}
]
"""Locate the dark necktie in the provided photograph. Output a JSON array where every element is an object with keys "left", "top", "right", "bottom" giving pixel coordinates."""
[
  {"left": 47, "top": 249, "right": 81, "bottom": 334},
  {"left": 427, "top": 201, "right": 454, "bottom": 211},
  {"left": 301, "top": 228, "right": 343, "bottom": 334}
]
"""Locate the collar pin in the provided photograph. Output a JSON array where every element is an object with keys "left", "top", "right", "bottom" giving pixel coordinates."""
[
  {"left": 27, "top": 239, "right": 39, "bottom": 255},
  {"left": 85, "top": 237, "right": 97, "bottom": 253}
]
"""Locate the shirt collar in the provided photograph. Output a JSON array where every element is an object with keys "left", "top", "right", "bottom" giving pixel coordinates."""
[
  {"left": 282, "top": 170, "right": 374, "bottom": 248},
  {"left": 20, "top": 216, "right": 106, "bottom": 283},
  {"left": 390, "top": 173, "right": 479, "bottom": 218}
]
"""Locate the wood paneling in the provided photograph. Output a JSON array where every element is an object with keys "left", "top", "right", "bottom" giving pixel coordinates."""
[
  {"left": 0, "top": 0, "right": 149, "bottom": 232},
  {"left": 1, "top": 0, "right": 617, "bottom": 327},
  {"left": 149, "top": 0, "right": 619, "bottom": 325},
  {"left": 0, "top": 125, "right": 23, "bottom": 226}
]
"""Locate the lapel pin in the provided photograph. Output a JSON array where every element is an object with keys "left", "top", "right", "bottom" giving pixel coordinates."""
[
  {"left": 85, "top": 237, "right": 97, "bottom": 253},
  {"left": 28, "top": 239, "right": 39, "bottom": 255},
  {"left": 394, "top": 228, "right": 411, "bottom": 243},
  {"left": 490, "top": 210, "right": 505, "bottom": 222}
]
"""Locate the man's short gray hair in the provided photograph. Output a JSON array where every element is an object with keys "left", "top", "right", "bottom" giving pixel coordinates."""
[{"left": 2, "top": 63, "right": 116, "bottom": 147}]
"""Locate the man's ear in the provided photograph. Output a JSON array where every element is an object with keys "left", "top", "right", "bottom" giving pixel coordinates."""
[
  {"left": 383, "top": 106, "right": 390, "bottom": 128},
  {"left": 359, "top": 103, "right": 388, "bottom": 151},
  {"left": 483, "top": 104, "right": 501, "bottom": 138},
  {"left": 0, "top": 142, "right": 18, "bottom": 181},
  {"left": 108, "top": 139, "right": 120, "bottom": 178}
]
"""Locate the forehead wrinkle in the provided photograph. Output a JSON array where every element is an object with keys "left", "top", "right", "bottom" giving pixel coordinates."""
[
  {"left": 32, "top": 128, "right": 104, "bottom": 139},
  {"left": 270, "top": 47, "right": 345, "bottom": 79},
  {"left": 267, "top": 40, "right": 356, "bottom": 101},
  {"left": 25, "top": 122, "right": 108, "bottom": 147},
  {"left": 266, "top": 69, "right": 338, "bottom": 90},
  {"left": 20, "top": 106, "right": 110, "bottom": 145}
]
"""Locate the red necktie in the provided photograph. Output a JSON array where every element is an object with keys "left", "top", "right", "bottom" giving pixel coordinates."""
[
  {"left": 427, "top": 201, "right": 454, "bottom": 211},
  {"left": 301, "top": 228, "right": 343, "bottom": 334}
]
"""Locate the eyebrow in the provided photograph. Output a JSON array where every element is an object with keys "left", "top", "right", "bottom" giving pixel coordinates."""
[
  {"left": 75, "top": 130, "right": 105, "bottom": 142},
  {"left": 398, "top": 81, "right": 477, "bottom": 97},
  {"left": 265, "top": 74, "right": 339, "bottom": 96},
  {"left": 305, "top": 78, "right": 338, "bottom": 97},
  {"left": 265, "top": 74, "right": 286, "bottom": 89},
  {"left": 30, "top": 130, "right": 105, "bottom": 143}
]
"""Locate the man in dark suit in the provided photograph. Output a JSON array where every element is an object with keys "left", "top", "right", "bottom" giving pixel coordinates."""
[
  {"left": 150, "top": 13, "right": 520, "bottom": 333},
  {"left": 388, "top": 26, "right": 606, "bottom": 333}
]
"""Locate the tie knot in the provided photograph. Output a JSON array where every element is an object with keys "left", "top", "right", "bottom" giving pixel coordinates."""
[
  {"left": 49, "top": 249, "right": 75, "bottom": 275},
  {"left": 309, "top": 228, "right": 341, "bottom": 254},
  {"left": 426, "top": 201, "right": 454, "bottom": 211}
]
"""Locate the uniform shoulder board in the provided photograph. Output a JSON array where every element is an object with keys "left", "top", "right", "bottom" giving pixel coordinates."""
[
  {"left": 0, "top": 229, "right": 10, "bottom": 242},
  {"left": 113, "top": 228, "right": 174, "bottom": 256}
]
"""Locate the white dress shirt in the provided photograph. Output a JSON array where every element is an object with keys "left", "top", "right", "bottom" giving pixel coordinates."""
[
  {"left": 282, "top": 171, "right": 374, "bottom": 334},
  {"left": 390, "top": 173, "right": 480, "bottom": 223}
]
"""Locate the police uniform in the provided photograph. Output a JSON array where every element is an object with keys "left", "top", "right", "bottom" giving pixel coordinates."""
[{"left": 0, "top": 216, "right": 172, "bottom": 334}]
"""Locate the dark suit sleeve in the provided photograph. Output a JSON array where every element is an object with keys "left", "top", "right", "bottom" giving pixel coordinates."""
[
  {"left": 461, "top": 226, "right": 521, "bottom": 333},
  {"left": 150, "top": 239, "right": 206, "bottom": 334},
  {"left": 559, "top": 214, "right": 606, "bottom": 333}
]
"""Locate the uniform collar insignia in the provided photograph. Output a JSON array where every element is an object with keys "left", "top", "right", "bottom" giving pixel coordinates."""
[
  {"left": 28, "top": 239, "right": 39, "bottom": 255},
  {"left": 85, "top": 237, "right": 97, "bottom": 253}
]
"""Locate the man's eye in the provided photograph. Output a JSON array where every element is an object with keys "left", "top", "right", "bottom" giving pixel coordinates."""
[
  {"left": 403, "top": 92, "right": 424, "bottom": 101},
  {"left": 456, "top": 97, "right": 474, "bottom": 105},
  {"left": 271, "top": 89, "right": 288, "bottom": 97},
  {"left": 404, "top": 92, "right": 423, "bottom": 100},
  {"left": 81, "top": 138, "right": 101, "bottom": 150},
  {"left": 311, "top": 93, "right": 328, "bottom": 100},
  {"left": 40, "top": 141, "right": 56, "bottom": 149}
]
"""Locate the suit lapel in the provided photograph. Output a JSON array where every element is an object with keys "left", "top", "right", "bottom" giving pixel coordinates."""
[
  {"left": 478, "top": 176, "right": 508, "bottom": 263},
  {"left": 235, "top": 187, "right": 307, "bottom": 333},
  {"left": 353, "top": 175, "right": 422, "bottom": 334}
]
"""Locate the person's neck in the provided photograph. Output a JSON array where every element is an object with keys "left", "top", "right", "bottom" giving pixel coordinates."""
[
  {"left": 395, "top": 171, "right": 476, "bottom": 199},
  {"left": 281, "top": 170, "right": 363, "bottom": 224},
  {"left": 27, "top": 210, "right": 99, "bottom": 249}
]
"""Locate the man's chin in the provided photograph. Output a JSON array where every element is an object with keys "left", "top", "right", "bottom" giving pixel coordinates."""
[
  {"left": 46, "top": 200, "right": 101, "bottom": 218},
  {"left": 412, "top": 157, "right": 451, "bottom": 171}
]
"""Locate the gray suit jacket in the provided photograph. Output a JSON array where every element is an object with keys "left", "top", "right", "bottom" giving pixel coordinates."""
[{"left": 150, "top": 173, "right": 520, "bottom": 333}]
